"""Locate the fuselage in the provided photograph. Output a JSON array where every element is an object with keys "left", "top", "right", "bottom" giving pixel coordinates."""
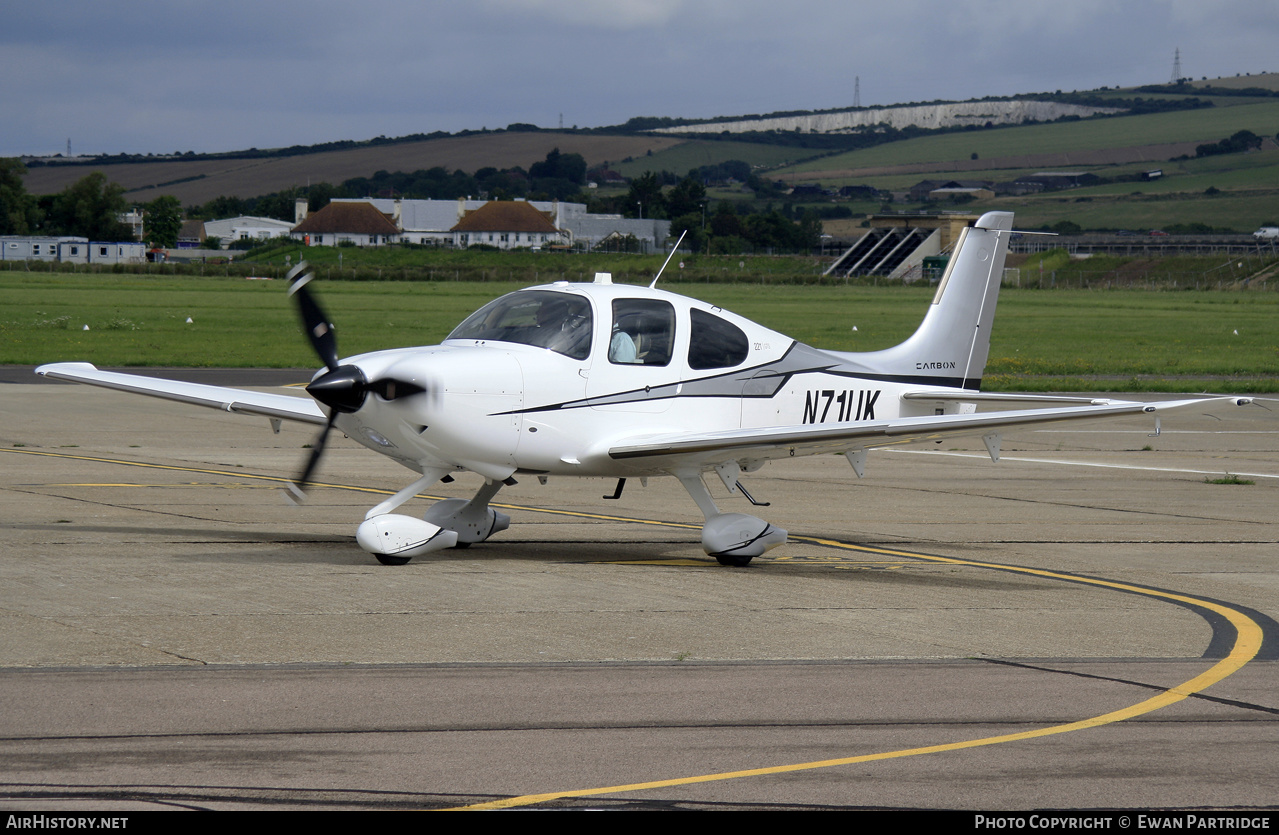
[{"left": 328, "top": 279, "right": 971, "bottom": 480}]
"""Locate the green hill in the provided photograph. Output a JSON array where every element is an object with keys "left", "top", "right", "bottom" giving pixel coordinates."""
[
  {"left": 17, "top": 73, "right": 1279, "bottom": 232},
  {"left": 20, "top": 133, "right": 683, "bottom": 206},
  {"left": 777, "top": 101, "right": 1279, "bottom": 176}
]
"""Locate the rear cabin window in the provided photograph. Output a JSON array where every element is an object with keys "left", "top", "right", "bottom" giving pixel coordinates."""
[
  {"left": 687, "top": 308, "right": 749, "bottom": 370},
  {"left": 609, "top": 299, "right": 675, "bottom": 366}
]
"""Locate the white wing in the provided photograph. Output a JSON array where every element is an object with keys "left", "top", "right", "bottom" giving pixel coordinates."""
[
  {"left": 35, "top": 362, "right": 326, "bottom": 426},
  {"left": 608, "top": 396, "right": 1252, "bottom": 468}
]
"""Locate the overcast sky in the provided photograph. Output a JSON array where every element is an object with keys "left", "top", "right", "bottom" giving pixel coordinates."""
[{"left": 3, "top": 0, "right": 1276, "bottom": 158}]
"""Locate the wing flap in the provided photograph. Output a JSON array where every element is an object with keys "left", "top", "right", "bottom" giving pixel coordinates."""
[
  {"left": 35, "top": 362, "right": 327, "bottom": 426},
  {"left": 902, "top": 390, "right": 1121, "bottom": 406},
  {"left": 609, "top": 397, "right": 1251, "bottom": 464}
]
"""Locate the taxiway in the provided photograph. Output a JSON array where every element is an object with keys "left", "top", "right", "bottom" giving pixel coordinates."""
[{"left": 1, "top": 379, "right": 1275, "bottom": 809}]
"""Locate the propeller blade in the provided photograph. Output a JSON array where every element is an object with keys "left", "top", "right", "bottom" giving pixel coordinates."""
[
  {"left": 283, "top": 269, "right": 426, "bottom": 504},
  {"left": 288, "top": 411, "right": 338, "bottom": 501},
  {"left": 287, "top": 266, "right": 339, "bottom": 372}
]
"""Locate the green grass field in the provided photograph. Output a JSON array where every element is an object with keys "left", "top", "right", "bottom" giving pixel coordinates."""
[
  {"left": 993, "top": 189, "right": 1279, "bottom": 231},
  {"left": 4, "top": 274, "right": 1275, "bottom": 391},
  {"left": 225, "top": 243, "right": 833, "bottom": 283},
  {"left": 835, "top": 144, "right": 1279, "bottom": 194},
  {"left": 809, "top": 144, "right": 1279, "bottom": 231},
  {"left": 610, "top": 140, "right": 817, "bottom": 179},
  {"left": 712, "top": 98, "right": 1279, "bottom": 233},
  {"left": 1187, "top": 73, "right": 1279, "bottom": 92}
]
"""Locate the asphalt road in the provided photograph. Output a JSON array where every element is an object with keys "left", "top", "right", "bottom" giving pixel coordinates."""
[{"left": 1, "top": 380, "right": 1275, "bottom": 810}]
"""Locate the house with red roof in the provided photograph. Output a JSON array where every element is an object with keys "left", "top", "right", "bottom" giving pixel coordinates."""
[
  {"left": 290, "top": 201, "right": 401, "bottom": 247},
  {"left": 449, "top": 200, "right": 564, "bottom": 250}
]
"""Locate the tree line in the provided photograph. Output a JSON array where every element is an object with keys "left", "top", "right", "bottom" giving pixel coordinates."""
[
  {"left": 190, "top": 149, "right": 821, "bottom": 254},
  {"left": 1, "top": 161, "right": 186, "bottom": 247},
  {"left": 3, "top": 147, "right": 822, "bottom": 254},
  {"left": 590, "top": 171, "right": 819, "bottom": 254},
  {"left": 185, "top": 147, "right": 593, "bottom": 228}
]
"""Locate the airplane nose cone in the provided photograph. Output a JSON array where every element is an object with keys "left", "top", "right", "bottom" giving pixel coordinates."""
[{"left": 306, "top": 364, "right": 368, "bottom": 413}]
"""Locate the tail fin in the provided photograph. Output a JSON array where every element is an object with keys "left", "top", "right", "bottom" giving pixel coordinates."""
[{"left": 843, "top": 211, "right": 1013, "bottom": 390}]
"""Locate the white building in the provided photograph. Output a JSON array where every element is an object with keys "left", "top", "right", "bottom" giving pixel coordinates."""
[
  {"left": 448, "top": 200, "right": 564, "bottom": 250},
  {"left": 120, "top": 210, "right": 145, "bottom": 241},
  {"left": 1, "top": 236, "right": 75, "bottom": 262},
  {"left": 0, "top": 236, "right": 144, "bottom": 264},
  {"left": 290, "top": 201, "right": 401, "bottom": 247},
  {"left": 204, "top": 216, "right": 295, "bottom": 247},
  {"left": 334, "top": 198, "right": 670, "bottom": 251},
  {"left": 87, "top": 241, "right": 147, "bottom": 264},
  {"left": 332, "top": 198, "right": 484, "bottom": 245},
  {"left": 551, "top": 202, "right": 670, "bottom": 253}
]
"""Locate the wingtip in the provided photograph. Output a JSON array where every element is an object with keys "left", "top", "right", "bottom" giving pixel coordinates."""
[
  {"left": 35, "top": 361, "right": 98, "bottom": 377},
  {"left": 975, "top": 211, "right": 1014, "bottom": 231}
]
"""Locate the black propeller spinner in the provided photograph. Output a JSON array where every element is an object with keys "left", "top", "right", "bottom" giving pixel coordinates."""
[{"left": 286, "top": 263, "right": 424, "bottom": 497}]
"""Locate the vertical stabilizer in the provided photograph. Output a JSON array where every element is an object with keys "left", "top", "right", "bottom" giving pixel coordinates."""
[{"left": 840, "top": 211, "right": 1013, "bottom": 390}]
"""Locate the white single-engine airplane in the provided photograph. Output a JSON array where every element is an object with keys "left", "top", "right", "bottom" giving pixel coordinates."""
[{"left": 37, "top": 212, "right": 1252, "bottom": 565}]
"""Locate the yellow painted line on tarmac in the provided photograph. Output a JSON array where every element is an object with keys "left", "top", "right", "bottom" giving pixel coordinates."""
[
  {"left": 454, "top": 550, "right": 1264, "bottom": 809},
  {"left": 3, "top": 447, "right": 702, "bottom": 528},
  {"left": 6, "top": 447, "right": 1266, "bottom": 811},
  {"left": 2, "top": 447, "right": 391, "bottom": 495}
]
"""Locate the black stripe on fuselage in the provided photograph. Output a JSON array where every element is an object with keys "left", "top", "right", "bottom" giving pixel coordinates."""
[{"left": 495, "top": 342, "right": 977, "bottom": 416}]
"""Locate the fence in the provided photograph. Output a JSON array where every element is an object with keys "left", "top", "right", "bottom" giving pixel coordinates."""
[
  {"left": 5, "top": 250, "right": 1276, "bottom": 290},
  {"left": 1000, "top": 260, "right": 1276, "bottom": 290}
]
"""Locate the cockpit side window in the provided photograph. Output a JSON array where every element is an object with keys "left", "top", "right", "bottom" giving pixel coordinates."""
[
  {"left": 688, "top": 308, "right": 749, "bottom": 370},
  {"left": 609, "top": 299, "right": 675, "bottom": 366},
  {"left": 447, "top": 290, "right": 592, "bottom": 360}
]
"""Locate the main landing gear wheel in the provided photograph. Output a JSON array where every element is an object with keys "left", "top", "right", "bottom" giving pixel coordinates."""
[
  {"left": 375, "top": 554, "right": 412, "bottom": 566},
  {"left": 715, "top": 554, "right": 753, "bottom": 567}
]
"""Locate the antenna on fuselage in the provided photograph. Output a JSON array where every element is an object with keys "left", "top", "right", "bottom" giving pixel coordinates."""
[{"left": 649, "top": 229, "right": 687, "bottom": 289}]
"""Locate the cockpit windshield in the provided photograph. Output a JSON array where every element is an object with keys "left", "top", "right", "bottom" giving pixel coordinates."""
[{"left": 446, "top": 290, "right": 593, "bottom": 360}]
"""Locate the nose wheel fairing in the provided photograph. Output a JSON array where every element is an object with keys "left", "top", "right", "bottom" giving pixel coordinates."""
[
  {"left": 355, "top": 476, "right": 511, "bottom": 564},
  {"left": 356, "top": 515, "right": 459, "bottom": 563}
]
